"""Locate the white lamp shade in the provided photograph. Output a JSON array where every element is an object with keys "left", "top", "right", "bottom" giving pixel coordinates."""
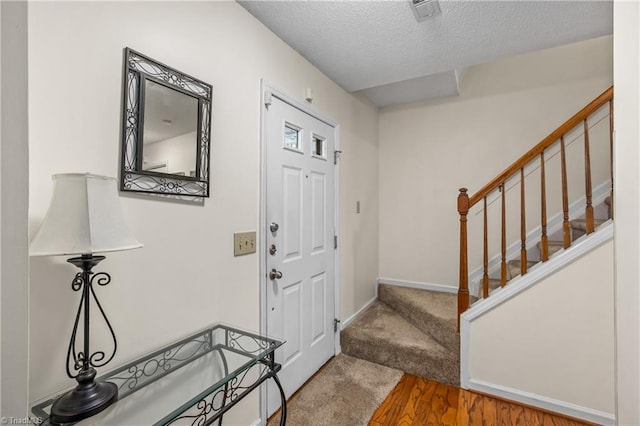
[{"left": 30, "top": 173, "right": 143, "bottom": 256}]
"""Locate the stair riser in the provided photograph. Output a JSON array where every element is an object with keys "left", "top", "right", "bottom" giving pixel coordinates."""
[{"left": 341, "top": 333, "right": 460, "bottom": 387}]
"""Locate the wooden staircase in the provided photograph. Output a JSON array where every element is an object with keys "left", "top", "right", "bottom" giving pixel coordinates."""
[
  {"left": 457, "top": 86, "right": 614, "bottom": 321},
  {"left": 340, "top": 86, "right": 615, "bottom": 399}
]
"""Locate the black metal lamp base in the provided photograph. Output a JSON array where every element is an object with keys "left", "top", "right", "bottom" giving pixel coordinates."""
[{"left": 50, "top": 367, "right": 118, "bottom": 424}]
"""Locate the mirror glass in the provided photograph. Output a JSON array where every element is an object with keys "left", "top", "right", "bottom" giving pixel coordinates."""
[{"left": 141, "top": 80, "right": 198, "bottom": 177}]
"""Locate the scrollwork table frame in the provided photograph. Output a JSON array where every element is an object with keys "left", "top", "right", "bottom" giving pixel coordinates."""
[{"left": 32, "top": 324, "right": 287, "bottom": 426}]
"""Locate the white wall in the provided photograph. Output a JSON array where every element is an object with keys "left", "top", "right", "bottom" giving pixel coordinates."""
[
  {"left": 378, "top": 36, "right": 613, "bottom": 288},
  {"left": 469, "top": 239, "right": 615, "bottom": 419},
  {"left": 27, "top": 2, "right": 378, "bottom": 424},
  {"left": 1, "top": 1, "right": 29, "bottom": 418},
  {"left": 613, "top": 1, "right": 640, "bottom": 424}
]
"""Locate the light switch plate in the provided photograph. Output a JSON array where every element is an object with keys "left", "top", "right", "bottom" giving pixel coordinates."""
[{"left": 234, "top": 231, "right": 256, "bottom": 256}]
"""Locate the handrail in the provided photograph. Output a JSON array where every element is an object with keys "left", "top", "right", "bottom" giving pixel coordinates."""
[{"left": 468, "top": 86, "right": 613, "bottom": 207}]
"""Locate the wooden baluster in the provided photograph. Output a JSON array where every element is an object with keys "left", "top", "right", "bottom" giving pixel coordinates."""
[
  {"left": 520, "top": 168, "right": 527, "bottom": 275},
  {"left": 458, "top": 188, "right": 470, "bottom": 326},
  {"left": 560, "top": 136, "right": 571, "bottom": 248},
  {"left": 540, "top": 152, "right": 549, "bottom": 261},
  {"left": 609, "top": 99, "right": 614, "bottom": 219},
  {"left": 501, "top": 184, "right": 507, "bottom": 287},
  {"left": 483, "top": 197, "right": 489, "bottom": 298},
  {"left": 584, "top": 119, "right": 595, "bottom": 233}
]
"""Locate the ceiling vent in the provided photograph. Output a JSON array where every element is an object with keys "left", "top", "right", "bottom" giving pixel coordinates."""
[{"left": 411, "top": 0, "right": 441, "bottom": 22}]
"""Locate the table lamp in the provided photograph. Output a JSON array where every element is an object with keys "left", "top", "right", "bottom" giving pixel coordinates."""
[{"left": 30, "top": 173, "right": 142, "bottom": 423}]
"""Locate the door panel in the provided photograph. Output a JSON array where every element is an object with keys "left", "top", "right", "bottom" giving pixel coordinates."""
[
  {"left": 282, "top": 280, "right": 303, "bottom": 366},
  {"left": 311, "top": 172, "right": 327, "bottom": 253},
  {"left": 265, "top": 95, "right": 336, "bottom": 415},
  {"left": 282, "top": 166, "right": 303, "bottom": 262},
  {"left": 310, "top": 272, "right": 327, "bottom": 345}
]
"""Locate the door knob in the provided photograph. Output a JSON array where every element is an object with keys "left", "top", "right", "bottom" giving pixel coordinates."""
[
  {"left": 269, "top": 269, "right": 283, "bottom": 280},
  {"left": 269, "top": 244, "right": 277, "bottom": 255},
  {"left": 270, "top": 222, "right": 279, "bottom": 233}
]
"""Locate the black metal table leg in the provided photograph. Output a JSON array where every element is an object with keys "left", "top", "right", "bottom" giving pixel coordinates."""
[
  {"left": 271, "top": 373, "right": 287, "bottom": 426},
  {"left": 216, "top": 347, "right": 229, "bottom": 426}
]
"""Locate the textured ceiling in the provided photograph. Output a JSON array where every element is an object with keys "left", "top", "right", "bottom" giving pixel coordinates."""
[{"left": 238, "top": 0, "right": 613, "bottom": 107}]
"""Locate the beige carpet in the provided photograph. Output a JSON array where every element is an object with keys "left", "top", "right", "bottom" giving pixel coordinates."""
[{"left": 267, "top": 354, "right": 402, "bottom": 426}]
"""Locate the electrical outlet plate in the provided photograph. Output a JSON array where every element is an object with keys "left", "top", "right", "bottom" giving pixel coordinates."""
[{"left": 234, "top": 231, "right": 256, "bottom": 256}]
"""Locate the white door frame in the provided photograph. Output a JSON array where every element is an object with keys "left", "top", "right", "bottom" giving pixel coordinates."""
[{"left": 258, "top": 80, "right": 341, "bottom": 425}]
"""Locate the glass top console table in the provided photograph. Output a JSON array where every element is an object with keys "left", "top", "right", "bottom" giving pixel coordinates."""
[{"left": 32, "top": 324, "right": 286, "bottom": 426}]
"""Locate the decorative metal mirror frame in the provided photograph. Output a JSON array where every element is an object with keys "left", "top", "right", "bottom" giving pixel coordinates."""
[{"left": 121, "top": 48, "right": 212, "bottom": 197}]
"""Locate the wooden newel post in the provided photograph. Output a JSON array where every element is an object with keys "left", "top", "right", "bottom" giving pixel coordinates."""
[{"left": 458, "top": 188, "right": 470, "bottom": 330}]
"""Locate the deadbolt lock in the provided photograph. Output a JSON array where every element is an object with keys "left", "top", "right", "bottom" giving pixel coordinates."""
[
  {"left": 269, "top": 244, "right": 277, "bottom": 255},
  {"left": 270, "top": 222, "right": 279, "bottom": 233}
]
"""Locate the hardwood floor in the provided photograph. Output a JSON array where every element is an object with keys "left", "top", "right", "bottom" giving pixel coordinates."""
[{"left": 369, "top": 374, "right": 596, "bottom": 426}]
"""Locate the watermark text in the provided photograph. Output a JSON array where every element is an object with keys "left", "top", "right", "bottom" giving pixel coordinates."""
[{"left": 0, "top": 416, "right": 43, "bottom": 425}]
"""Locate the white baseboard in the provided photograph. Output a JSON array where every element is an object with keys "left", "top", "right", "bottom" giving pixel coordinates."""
[
  {"left": 467, "top": 379, "right": 615, "bottom": 425},
  {"left": 377, "top": 277, "right": 457, "bottom": 294},
  {"left": 340, "top": 295, "right": 377, "bottom": 331},
  {"left": 250, "top": 418, "right": 262, "bottom": 426}
]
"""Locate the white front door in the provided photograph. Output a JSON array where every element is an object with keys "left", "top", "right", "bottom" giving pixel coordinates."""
[{"left": 264, "top": 93, "right": 336, "bottom": 415}]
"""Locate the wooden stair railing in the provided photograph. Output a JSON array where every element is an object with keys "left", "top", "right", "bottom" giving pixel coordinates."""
[{"left": 457, "top": 86, "right": 614, "bottom": 325}]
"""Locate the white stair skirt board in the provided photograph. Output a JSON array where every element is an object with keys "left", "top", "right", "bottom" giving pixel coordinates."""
[
  {"left": 251, "top": 418, "right": 262, "bottom": 426},
  {"left": 377, "top": 278, "right": 457, "bottom": 294},
  {"left": 467, "top": 379, "right": 615, "bottom": 426},
  {"left": 467, "top": 179, "right": 612, "bottom": 296},
  {"left": 340, "top": 295, "right": 378, "bottom": 332},
  {"left": 459, "top": 222, "right": 614, "bottom": 423}
]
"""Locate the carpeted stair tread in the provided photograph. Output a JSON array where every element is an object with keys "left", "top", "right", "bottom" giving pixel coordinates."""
[
  {"left": 570, "top": 218, "right": 606, "bottom": 232},
  {"left": 340, "top": 302, "right": 459, "bottom": 386},
  {"left": 507, "top": 259, "right": 537, "bottom": 279},
  {"left": 537, "top": 240, "right": 565, "bottom": 257},
  {"left": 378, "top": 284, "right": 458, "bottom": 352}
]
